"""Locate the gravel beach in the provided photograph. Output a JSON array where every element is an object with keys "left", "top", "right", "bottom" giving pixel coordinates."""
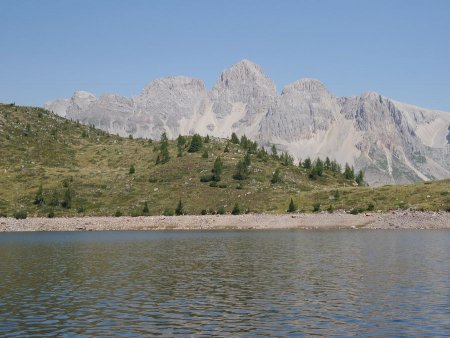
[{"left": 1, "top": 211, "right": 449, "bottom": 232}]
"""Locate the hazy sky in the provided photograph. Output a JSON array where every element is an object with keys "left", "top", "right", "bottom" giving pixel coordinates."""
[{"left": 1, "top": 0, "right": 450, "bottom": 111}]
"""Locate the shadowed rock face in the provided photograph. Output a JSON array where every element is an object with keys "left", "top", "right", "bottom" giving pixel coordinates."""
[{"left": 44, "top": 59, "right": 450, "bottom": 185}]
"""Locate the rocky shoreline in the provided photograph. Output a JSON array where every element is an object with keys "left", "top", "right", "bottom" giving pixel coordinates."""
[{"left": 0, "top": 211, "right": 449, "bottom": 232}]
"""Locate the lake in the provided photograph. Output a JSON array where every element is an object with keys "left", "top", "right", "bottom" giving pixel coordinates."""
[{"left": 0, "top": 230, "right": 449, "bottom": 336}]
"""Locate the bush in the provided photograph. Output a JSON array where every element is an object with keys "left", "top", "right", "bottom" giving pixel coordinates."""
[
  {"left": 163, "top": 208, "right": 174, "bottom": 216},
  {"left": 114, "top": 210, "right": 123, "bottom": 217},
  {"left": 129, "top": 164, "right": 135, "bottom": 174},
  {"left": 14, "top": 210, "right": 27, "bottom": 219},
  {"left": 312, "top": 203, "right": 321, "bottom": 213},
  {"left": 149, "top": 177, "right": 157, "bottom": 183},
  {"left": 236, "top": 183, "right": 243, "bottom": 190},
  {"left": 201, "top": 209, "right": 207, "bottom": 215},
  {"left": 218, "top": 183, "right": 228, "bottom": 188},
  {"left": 327, "top": 205, "right": 335, "bottom": 213},
  {"left": 77, "top": 206, "right": 86, "bottom": 213},
  {"left": 209, "top": 181, "right": 218, "bottom": 187},
  {"left": 232, "top": 203, "right": 241, "bottom": 215},
  {"left": 217, "top": 206, "right": 225, "bottom": 215},
  {"left": 202, "top": 150, "right": 209, "bottom": 159},
  {"left": 367, "top": 203, "right": 375, "bottom": 211},
  {"left": 350, "top": 208, "right": 364, "bottom": 215},
  {"left": 47, "top": 210, "right": 55, "bottom": 218},
  {"left": 200, "top": 174, "right": 214, "bottom": 182}
]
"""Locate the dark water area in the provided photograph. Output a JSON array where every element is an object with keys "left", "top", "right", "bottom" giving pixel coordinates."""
[{"left": 0, "top": 230, "right": 449, "bottom": 336}]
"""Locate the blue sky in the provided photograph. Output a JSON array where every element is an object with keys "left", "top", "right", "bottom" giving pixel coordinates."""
[{"left": 1, "top": 0, "right": 450, "bottom": 111}]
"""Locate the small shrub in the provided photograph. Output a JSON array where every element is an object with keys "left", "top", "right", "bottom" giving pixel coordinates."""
[
  {"left": 129, "top": 164, "right": 135, "bottom": 174},
  {"left": 114, "top": 210, "right": 123, "bottom": 217},
  {"left": 47, "top": 210, "right": 55, "bottom": 218},
  {"left": 200, "top": 174, "right": 214, "bottom": 183},
  {"left": 367, "top": 203, "right": 375, "bottom": 211},
  {"left": 218, "top": 183, "right": 228, "bottom": 188},
  {"left": 232, "top": 203, "right": 241, "bottom": 215},
  {"left": 209, "top": 181, "right": 218, "bottom": 187},
  {"left": 149, "top": 177, "right": 157, "bottom": 183},
  {"left": 61, "top": 188, "right": 72, "bottom": 209},
  {"left": 77, "top": 206, "right": 86, "bottom": 213},
  {"left": 236, "top": 183, "right": 243, "bottom": 190},
  {"left": 327, "top": 205, "right": 335, "bottom": 213},
  {"left": 14, "top": 211, "right": 27, "bottom": 219},
  {"left": 163, "top": 208, "right": 174, "bottom": 216},
  {"left": 350, "top": 208, "right": 364, "bottom": 215},
  {"left": 217, "top": 206, "right": 225, "bottom": 215},
  {"left": 201, "top": 209, "right": 208, "bottom": 215},
  {"left": 202, "top": 150, "right": 209, "bottom": 159},
  {"left": 271, "top": 169, "right": 282, "bottom": 184},
  {"left": 312, "top": 202, "right": 321, "bottom": 213}
]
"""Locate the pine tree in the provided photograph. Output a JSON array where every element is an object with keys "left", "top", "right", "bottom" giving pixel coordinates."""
[
  {"left": 231, "top": 203, "right": 241, "bottom": 215},
  {"left": 287, "top": 198, "right": 297, "bottom": 212},
  {"left": 231, "top": 132, "right": 240, "bottom": 144},
  {"left": 188, "top": 134, "right": 203, "bottom": 153},
  {"left": 271, "top": 168, "right": 281, "bottom": 184},
  {"left": 344, "top": 163, "right": 355, "bottom": 180},
  {"left": 175, "top": 200, "right": 184, "bottom": 215},
  {"left": 159, "top": 132, "right": 170, "bottom": 164},
  {"left": 243, "top": 151, "right": 251, "bottom": 167},
  {"left": 324, "top": 157, "right": 331, "bottom": 170},
  {"left": 355, "top": 170, "right": 365, "bottom": 185},
  {"left": 233, "top": 160, "right": 249, "bottom": 180},
  {"left": 271, "top": 144, "right": 278, "bottom": 158},
  {"left": 61, "top": 188, "right": 72, "bottom": 209},
  {"left": 303, "top": 157, "right": 312, "bottom": 169},
  {"left": 143, "top": 202, "right": 149, "bottom": 215},
  {"left": 202, "top": 149, "right": 209, "bottom": 159},
  {"left": 33, "top": 185, "right": 45, "bottom": 206},
  {"left": 212, "top": 157, "right": 223, "bottom": 181}
]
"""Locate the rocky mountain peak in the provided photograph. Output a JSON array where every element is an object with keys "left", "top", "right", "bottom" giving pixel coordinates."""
[{"left": 281, "top": 78, "right": 331, "bottom": 96}]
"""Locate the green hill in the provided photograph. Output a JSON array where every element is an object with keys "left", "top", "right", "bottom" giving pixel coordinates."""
[{"left": 0, "top": 103, "right": 449, "bottom": 218}]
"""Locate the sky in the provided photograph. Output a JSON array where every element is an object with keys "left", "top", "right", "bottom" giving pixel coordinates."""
[{"left": 1, "top": 0, "right": 450, "bottom": 111}]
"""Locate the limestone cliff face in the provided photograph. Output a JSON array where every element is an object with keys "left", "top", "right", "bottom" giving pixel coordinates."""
[{"left": 44, "top": 60, "right": 450, "bottom": 185}]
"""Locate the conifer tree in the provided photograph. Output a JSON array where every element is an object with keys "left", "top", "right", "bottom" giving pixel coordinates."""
[
  {"left": 233, "top": 160, "right": 249, "bottom": 180},
  {"left": 212, "top": 157, "right": 223, "bottom": 181},
  {"left": 34, "top": 185, "right": 45, "bottom": 206},
  {"left": 271, "top": 168, "right": 282, "bottom": 184},
  {"left": 175, "top": 199, "right": 184, "bottom": 215},
  {"left": 344, "top": 163, "right": 355, "bottom": 180},
  {"left": 303, "top": 157, "right": 312, "bottom": 169},
  {"left": 355, "top": 170, "right": 365, "bottom": 185},
  {"left": 287, "top": 198, "right": 297, "bottom": 212},
  {"left": 271, "top": 144, "right": 278, "bottom": 158},
  {"left": 231, "top": 132, "right": 240, "bottom": 144},
  {"left": 188, "top": 134, "right": 203, "bottom": 152},
  {"left": 143, "top": 202, "right": 149, "bottom": 215}
]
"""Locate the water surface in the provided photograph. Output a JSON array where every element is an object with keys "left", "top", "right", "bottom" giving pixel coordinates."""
[{"left": 0, "top": 230, "right": 449, "bottom": 336}]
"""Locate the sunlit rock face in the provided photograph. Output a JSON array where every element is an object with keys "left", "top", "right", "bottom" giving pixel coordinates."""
[{"left": 45, "top": 60, "right": 450, "bottom": 185}]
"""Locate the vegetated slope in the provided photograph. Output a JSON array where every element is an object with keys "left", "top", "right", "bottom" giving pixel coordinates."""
[
  {"left": 45, "top": 59, "right": 450, "bottom": 185},
  {"left": 0, "top": 104, "right": 449, "bottom": 218}
]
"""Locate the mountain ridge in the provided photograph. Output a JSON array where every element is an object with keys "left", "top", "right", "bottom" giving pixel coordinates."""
[{"left": 44, "top": 59, "right": 450, "bottom": 185}]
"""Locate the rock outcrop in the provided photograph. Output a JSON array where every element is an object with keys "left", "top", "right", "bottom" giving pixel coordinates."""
[{"left": 44, "top": 60, "right": 450, "bottom": 185}]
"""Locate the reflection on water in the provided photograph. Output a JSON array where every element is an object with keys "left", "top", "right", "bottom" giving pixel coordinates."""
[{"left": 0, "top": 230, "right": 449, "bottom": 336}]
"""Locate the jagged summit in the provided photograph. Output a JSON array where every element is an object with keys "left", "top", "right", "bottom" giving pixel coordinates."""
[
  {"left": 44, "top": 60, "right": 450, "bottom": 185},
  {"left": 281, "top": 79, "right": 331, "bottom": 95}
]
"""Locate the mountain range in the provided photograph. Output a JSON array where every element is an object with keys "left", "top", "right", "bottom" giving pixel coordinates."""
[{"left": 44, "top": 59, "right": 450, "bottom": 185}]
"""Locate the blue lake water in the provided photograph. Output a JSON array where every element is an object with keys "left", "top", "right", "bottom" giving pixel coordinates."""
[{"left": 0, "top": 230, "right": 449, "bottom": 336}]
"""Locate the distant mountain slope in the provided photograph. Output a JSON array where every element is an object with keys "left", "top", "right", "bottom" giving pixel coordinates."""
[{"left": 45, "top": 60, "right": 450, "bottom": 185}]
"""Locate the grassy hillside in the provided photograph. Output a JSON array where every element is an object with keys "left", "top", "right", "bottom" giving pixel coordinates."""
[{"left": 0, "top": 103, "right": 449, "bottom": 218}]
